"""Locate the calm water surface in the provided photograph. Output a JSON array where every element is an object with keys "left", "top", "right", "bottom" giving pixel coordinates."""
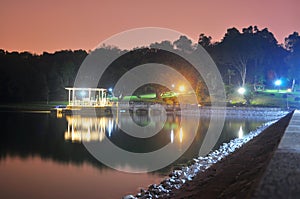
[{"left": 0, "top": 111, "right": 272, "bottom": 199}]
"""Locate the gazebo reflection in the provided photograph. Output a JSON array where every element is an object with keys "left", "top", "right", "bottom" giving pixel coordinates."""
[
  {"left": 64, "top": 113, "right": 183, "bottom": 144},
  {"left": 64, "top": 115, "right": 117, "bottom": 142}
]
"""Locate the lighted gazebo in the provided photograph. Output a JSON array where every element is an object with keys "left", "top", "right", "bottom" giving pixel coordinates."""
[{"left": 65, "top": 87, "right": 109, "bottom": 107}]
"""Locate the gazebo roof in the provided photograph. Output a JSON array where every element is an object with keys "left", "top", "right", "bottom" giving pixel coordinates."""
[{"left": 65, "top": 87, "right": 107, "bottom": 91}]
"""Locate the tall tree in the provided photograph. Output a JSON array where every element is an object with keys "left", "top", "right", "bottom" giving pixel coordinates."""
[
  {"left": 285, "top": 32, "right": 300, "bottom": 52},
  {"left": 226, "top": 69, "right": 236, "bottom": 85},
  {"left": 198, "top": 33, "right": 212, "bottom": 49},
  {"left": 173, "top": 35, "right": 195, "bottom": 53},
  {"left": 285, "top": 32, "right": 300, "bottom": 89},
  {"left": 215, "top": 26, "right": 284, "bottom": 87},
  {"left": 215, "top": 27, "right": 248, "bottom": 86}
]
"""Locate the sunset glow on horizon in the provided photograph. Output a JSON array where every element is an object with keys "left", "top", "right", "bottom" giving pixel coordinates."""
[{"left": 1, "top": 0, "right": 299, "bottom": 54}]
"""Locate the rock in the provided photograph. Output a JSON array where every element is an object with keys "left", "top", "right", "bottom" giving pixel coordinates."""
[
  {"left": 140, "top": 189, "right": 146, "bottom": 194},
  {"left": 148, "top": 184, "right": 157, "bottom": 189},
  {"left": 123, "top": 120, "right": 278, "bottom": 199},
  {"left": 140, "top": 193, "right": 152, "bottom": 199},
  {"left": 123, "top": 195, "right": 137, "bottom": 199}
]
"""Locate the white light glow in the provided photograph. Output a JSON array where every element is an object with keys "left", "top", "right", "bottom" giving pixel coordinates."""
[
  {"left": 238, "top": 126, "right": 244, "bottom": 138},
  {"left": 179, "top": 85, "right": 185, "bottom": 92},
  {"left": 238, "top": 87, "right": 246, "bottom": 95},
  {"left": 179, "top": 127, "right": 183, "bottom": 143},
  {"left": 275, "top": 79, "right": 282, "bottom": 86}
]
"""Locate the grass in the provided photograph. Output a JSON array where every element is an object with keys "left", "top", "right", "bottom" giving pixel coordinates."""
[
  {"left": 1, "top": 89, "right": 299, "bottom": 111},
  {"left": 228, "top": 89, "right": 300, "bottom": 109}
]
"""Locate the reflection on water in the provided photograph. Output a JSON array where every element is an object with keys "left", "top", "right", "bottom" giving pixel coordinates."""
[
  {"left": 170, "top": 129, "right": 174, "bottom": 143},
  {"left": 64, "top": 116, "right": 117, "bottom": 142},
  {"left": 238, "top": 126, "right": 244, "bottom": 139},
  {"left": 179, "top": 127, "right": 183, "bottom": 143},
  {"left": 0, "top": 111, "right": 272, "bottom": 199},
  {"left": 64, "top": 114, "right": 186, "bottom": 146}
]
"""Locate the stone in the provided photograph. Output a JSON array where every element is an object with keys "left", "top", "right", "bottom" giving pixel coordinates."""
[{"left": 123, "top": 195, "right": 137, "bottom": 199}]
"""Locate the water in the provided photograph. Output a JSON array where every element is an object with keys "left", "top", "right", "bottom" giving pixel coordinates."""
[{"left": 0, "top": 111, "right": 272, "bottom": 199}]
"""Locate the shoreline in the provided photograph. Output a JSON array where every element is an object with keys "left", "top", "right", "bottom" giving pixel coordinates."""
[
  {"left": 166, "top": 111, "right": 293, "bottom": 198},
  {"left": 0, "top": 104, "right": 289, "bottom": 118},
  {"left": 123, "top": 111, "right": 292, "bottom": 199},
  {"left": 181, "top": 106, "right": 288, "bottom": 119}
]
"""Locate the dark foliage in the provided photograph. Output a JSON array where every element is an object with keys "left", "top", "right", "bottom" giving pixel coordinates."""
[
  {"left": 0, "top": 26, "right": 299, "bottom": 103},
  {"left": 0, "top": 50, "right": 88, "bottom": 102}
]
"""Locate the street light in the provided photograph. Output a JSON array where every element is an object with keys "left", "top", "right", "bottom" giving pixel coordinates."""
[
  {"left": 179, "top": 85, "right": 185, "bottom": 92},
  {"left": 275, "top": 79, "right": 282, "bottom": 86},
  {"left": 274, "top": 79, "right": 282, "bottom": 92},
  {"left": 238, "top": 87, "right": 246, "bottom": 95}
]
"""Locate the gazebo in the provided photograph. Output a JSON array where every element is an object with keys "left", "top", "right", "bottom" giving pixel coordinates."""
[{"left": 65, "top": 87, "right": 110, "bottom": 107}]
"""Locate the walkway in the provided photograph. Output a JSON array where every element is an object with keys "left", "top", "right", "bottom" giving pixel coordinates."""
[{"left": 253, "top": 110, "right": 300, "bottom": 198}]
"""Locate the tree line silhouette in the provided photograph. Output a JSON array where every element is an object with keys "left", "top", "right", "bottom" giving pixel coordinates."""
[{"left": 0, "top": 26, "right": 299, "bottom": 103}]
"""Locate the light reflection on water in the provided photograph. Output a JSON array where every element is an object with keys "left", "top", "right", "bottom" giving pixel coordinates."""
[
  {"left": 0, "top": 111, "right": 271, "bottom": 199},
  {"left": 63, "top": 114, "right": 186, "bottom": 145},
  {"left": 64, "top": 116, "right": 116, "bottom": 142},
  {"left": 238, "top": 126, "right": 244, "bottom": 139}
]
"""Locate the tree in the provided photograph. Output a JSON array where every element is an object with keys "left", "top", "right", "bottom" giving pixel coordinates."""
[
  {"left": 47, "top": 67, "right": 65, "bottom": 101},
  {"left": 150, "top": 40, "right": 174, "bottom": 51},
  {"left": 173, "top": 35, "right": 194, "bottom": 53},
  {"left": 285, "top": 32, "right": 300, "bottom": 52},
  {"left": 196, "top": 79, "right": 209, "bottom": 104},
  {"left": 198, "top": 33, "right": 212, "bottom": 49},
  {"left": 285, "top": 32, "right": 300, "bottom": 89},
  {"left": 215, "top": 26, "right": 283, "bottom": 87},
  {"left": 243, "top": 84, "right": 255, "bottom": 105},
  {"left": 226, "top": 69, "right": 236, "bottom": 85},
  {"left": 215, "top": 27, "right": 248, "bottom": 86}
]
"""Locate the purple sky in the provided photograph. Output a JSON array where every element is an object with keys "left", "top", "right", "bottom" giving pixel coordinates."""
[{"left": 1, "top": 0, "right": 299, "bottom": 54}]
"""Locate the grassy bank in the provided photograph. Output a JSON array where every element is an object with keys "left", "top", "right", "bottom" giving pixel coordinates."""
[
  {"left": 228, "top": 89, "right": 300, "bottom": 109},
  {"left": 0, "top": 101, "right": 68, "bottom": 111},
  {"left": 1, "top": 89, "right": 299, "bottom": 111}
]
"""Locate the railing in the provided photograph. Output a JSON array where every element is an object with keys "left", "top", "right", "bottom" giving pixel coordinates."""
[{"left": 69, "top": 99, "right": 111, "bottom": 107}]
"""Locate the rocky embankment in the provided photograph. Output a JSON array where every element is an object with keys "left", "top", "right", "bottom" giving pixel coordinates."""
[{"left": 123, "top": 110, "right": 292, "bottom": 199}]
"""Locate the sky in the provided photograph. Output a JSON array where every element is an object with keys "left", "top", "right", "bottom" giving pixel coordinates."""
[{"left": 0, "top": 0, "right": 299, "bottom": 54}]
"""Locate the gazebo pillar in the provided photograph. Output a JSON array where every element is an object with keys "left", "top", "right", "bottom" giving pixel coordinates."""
[
  {"left": 101, "top": 90, "right": 104, "bottom": 105},
  {"left": 72, "top": 89, "right": 75, "bottom": 105},
  {"left": 68, "top": 89, "right": 71, "bottom": 105},
  {"left": 88, "top": 88, "right": 91, "bottom": 106}
]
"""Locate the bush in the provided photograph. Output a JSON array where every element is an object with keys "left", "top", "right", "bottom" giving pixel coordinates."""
[{"left": 243, "top": 84, "right": 255, "bottom": 105}]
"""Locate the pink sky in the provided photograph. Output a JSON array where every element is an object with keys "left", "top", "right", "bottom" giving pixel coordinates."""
[{"left": 0, "top": 0, "right": 299, "bottom": 54}]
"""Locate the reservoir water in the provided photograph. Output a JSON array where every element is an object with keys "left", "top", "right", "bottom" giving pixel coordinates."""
[{"left": 0, "top": 111, "right": 274, "bottom": 199}]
